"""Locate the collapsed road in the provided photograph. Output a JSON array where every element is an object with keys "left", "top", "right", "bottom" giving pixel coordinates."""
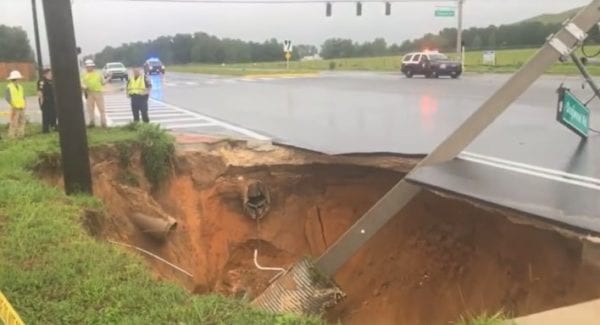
[{"left": 37, "top": 137, "right": 600, "bottom": 324}]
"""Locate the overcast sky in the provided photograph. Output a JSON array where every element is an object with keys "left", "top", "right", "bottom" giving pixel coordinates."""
[{"left": 0, "top": 0, "right": 590, "bottom": 59}]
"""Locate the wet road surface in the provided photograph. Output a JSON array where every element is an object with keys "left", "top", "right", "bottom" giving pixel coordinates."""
[{"left": 103, "top": 71, "right": 600, "bottom": 233}]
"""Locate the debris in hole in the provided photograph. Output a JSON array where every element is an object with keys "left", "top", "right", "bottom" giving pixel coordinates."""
[
  {"left": 252, "top": 258, "right": 345, "bottom": 315},
  {"left": 243, "top": 180, "right": 271, "bottom": 220},
  {"left": 129, "top": 212, "right": 177, "bottom": 241}
]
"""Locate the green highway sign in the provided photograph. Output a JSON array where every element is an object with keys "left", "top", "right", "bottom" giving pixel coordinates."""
[
  {"left": 557, "top": 89, "right": 590, "bottom": 138},
  {"left": 435, "top": 9, "right": 455, "bottom": 17}
]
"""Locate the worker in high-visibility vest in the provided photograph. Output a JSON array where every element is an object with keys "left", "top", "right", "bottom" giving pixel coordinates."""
[
  {"left": 4, "top": 70, "right": 27, "bottom": 139},
  {"left": 127, "top": 67, "right": 152, "bottom": 123},
  {"left": 81, "top": 59, "right": 107, "bottom": 127}
]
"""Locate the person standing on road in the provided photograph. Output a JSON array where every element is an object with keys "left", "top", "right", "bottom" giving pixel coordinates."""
[
  {"left": 82, "top": 59, "right": 107, "bottom": 128},
  {"left": 4, "top": 70, "right": 26, "bottom": 139},
  {"left": 38, "top": 69, "right": 57, "bottom": 133},
  {"left": 127, "top": 67, "right": 152, "bottom": 123}
]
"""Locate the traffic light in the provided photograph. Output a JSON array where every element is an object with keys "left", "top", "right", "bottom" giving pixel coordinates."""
[
  {"left": 356, "top": 2, "right": 362, "bottom": 16},
  {"left": 385, "top": 2, "right": 391, "bottom": 16},
  {"left": 326, "top": 2, "right": 332, "bottom": 17}
]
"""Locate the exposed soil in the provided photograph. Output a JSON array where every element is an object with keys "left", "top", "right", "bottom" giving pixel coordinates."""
[{"left": 38, "top": 140, "right": 600, "bottom": 324}]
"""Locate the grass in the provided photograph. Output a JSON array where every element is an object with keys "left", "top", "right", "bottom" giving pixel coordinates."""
[
  {"left": 456, "top": 311, "right": 512, "bottom": 325},
  {"left": 0, "top": 81, "right": 37, "bottom": 97},
  {"left": 0, "top": 124, "right": 322, "bottom": 325},
  {"left": 521, "top": 7, "right": 580, "bottom": 25},
  {"left": 170, "top": 46, "right": 600, "bottom": 76},
  {"left": 134, "top": 123, "right": 175, "bottom": 186}
]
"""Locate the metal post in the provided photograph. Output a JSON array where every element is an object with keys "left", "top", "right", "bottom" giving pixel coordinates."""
[
  {"left": 457, "top": 0, "right": 464, "bottom": 58},
  {"left": 31, "top": 0, "right": 44, "bottom": 74},
  {"left": 315, "top": 0, "right": 600, "bottom": 276},
  {"left": 42, "top": 0, "right": 93, "bottom": 195},
  {"left": 571, "top": 53, "right": 600, "bottom": 98}
]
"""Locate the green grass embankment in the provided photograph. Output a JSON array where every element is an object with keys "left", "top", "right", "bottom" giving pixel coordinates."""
[
  {"left": 170, "top": 46, "right": 600, "bottom": 76},
  {"left": 0, "top": 123, "right": 321, "bottom": 325}
]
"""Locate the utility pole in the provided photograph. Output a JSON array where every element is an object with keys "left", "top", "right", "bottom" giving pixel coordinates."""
[
  {"left": 31, "top": 0, "right": 44, "bottom": 74},
  {"left": 253, "top": 0, "right": 600, "bottom": 314},
  {"left": 457, "top": 0, "right": 464, "bottom": 58},
  {"left": 42, "top": 0, "right": 93, "bottom": 195}
]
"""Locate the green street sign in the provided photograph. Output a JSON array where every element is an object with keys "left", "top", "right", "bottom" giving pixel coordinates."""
[
  {"left": 557, "top": 89, "right": 590, "bottom": 138},
  {"left": 435, "top": 9, "right": 455, "bottom": 17}
]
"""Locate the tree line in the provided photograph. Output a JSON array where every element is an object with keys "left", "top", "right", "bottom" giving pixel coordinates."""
[
  {"left": 93, "top": 32, "right": 318, "bottom": 67},
  {"left": 2, "top": 20, "right": 590, "bottom": 66},
  {"left": 93, "top": 21, "right": 599, "bottom": 64},
  {"left": 0, "top": 25, "right": 34, "bottom": 62},
  {"left": 320, "top": 21, "right": 584, "bottom": 60},
  {"left": 399, "top": 21, "right": 566, "bottom": 52}
]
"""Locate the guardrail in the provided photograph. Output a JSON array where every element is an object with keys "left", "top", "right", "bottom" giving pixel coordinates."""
[{"left": 0, "top": 291, "right": 24, "bottom": 325}]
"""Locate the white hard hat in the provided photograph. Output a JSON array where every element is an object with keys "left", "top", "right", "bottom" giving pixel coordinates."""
[
  {"left": 7, "top": 70, "right": 23, "bottom": 80},
  {"left": 84, "top": 59, "right": 96, "bottom": 67}
]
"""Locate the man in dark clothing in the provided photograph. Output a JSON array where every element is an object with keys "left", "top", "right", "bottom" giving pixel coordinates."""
[
  {"left": 127, "top": 67, "right": 152, "bottom": 123},
  {"left": 37, "top": 69, "right": 57, "bottom": 133}
]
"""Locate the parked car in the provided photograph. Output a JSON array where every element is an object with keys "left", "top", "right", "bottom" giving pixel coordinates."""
[
  {"left": 401, "top": 51, "right": 462, "bottom": 79},
  {"left": 102, "top": 62, "right": 128, "bottom": 81},
  {"left": 144, "top": 58, "right": 165, "bottom": 75}
]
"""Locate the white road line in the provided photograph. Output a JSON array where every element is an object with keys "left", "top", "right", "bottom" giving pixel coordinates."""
[
  {"left": 110, "top": 113, "right": 187, "bottom": 120},
  {"left": 146, "top": 113, "right": 189, "bottom": 118},
  {"left": 150, "top": 98, "right": 269, "bottom": 140},
  {"left": 461, "top": 151, "right": 600, "bottom": 186},
  {"left": 458, "top": 155, "right": 600, "bottom": 191},
  {"left": 103, "top": 94, "right": 269, "bottom": 140},
  {"left": 184, "top": 81, "right": 198, "bottom": 86},
  {"left": 151, "top": 117, "right": 210, "bottom": 124},
  {"left": 165, "top": 122, "right": 216, "bottom": 129}
]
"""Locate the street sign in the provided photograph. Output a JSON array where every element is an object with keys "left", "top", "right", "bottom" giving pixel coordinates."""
[
  {"left": 557, "top": 88, "right": 590, "bottom": 138},
  {"left": 435, "top": 8, "right": 455, "bottom": 17},
  {"left": 283, "top": 40, "right": 293, "bottom": 53},
  {"left": 285, "top": 52, "right": 292, "bottom": 60}
]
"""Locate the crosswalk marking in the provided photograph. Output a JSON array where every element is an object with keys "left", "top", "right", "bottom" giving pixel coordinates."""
[
  {"left": 161, "top": 122, "right": 215, "bottom": 129},
  {"left": 144, "top": 117, "right": 206, "bottom": 123},
  {"left": 103, "top": 94, "right": 269, "bottom": 140}
]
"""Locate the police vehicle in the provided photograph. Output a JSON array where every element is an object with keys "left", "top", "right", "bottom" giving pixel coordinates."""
[
  {"left": 401, "top": 51, "right": 462, "bottom": 79},
  {"left": 144, "top": 58, "right": 165, "bottom": 75}
]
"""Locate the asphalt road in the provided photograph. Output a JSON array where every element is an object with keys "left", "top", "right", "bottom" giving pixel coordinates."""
[
  {"left": 144, "top": 72, "right": 598, "bottom": 172},
  {"left": 102, "top": 71, "right": 600, "bottom": 233}
]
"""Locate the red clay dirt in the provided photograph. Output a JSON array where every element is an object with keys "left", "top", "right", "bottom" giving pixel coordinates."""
[{"left": 38, "top": 141, "right": 600, "bottom": 324}]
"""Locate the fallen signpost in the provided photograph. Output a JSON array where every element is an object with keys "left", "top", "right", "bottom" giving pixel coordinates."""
[{"left": 252, "top": 0, "right": 600, "bottom": 315}]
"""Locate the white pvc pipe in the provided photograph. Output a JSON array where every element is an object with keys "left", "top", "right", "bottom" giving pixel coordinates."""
[
  {"left": 109, "top": 240, "right": 193, "bottom": 278},
  {"left": 253, "top": 249, "right": 286, "bottom": 274}
]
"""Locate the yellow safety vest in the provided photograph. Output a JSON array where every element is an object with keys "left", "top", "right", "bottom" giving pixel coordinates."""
[
  {"left": 82, "top": 72, "right": 103, "bottom": 92},
  {"left": 128, "top": 76, "right": 146, "bottom": 95},
  {"left": 7, "top": 83, "right": 25, "bottom": 109}
]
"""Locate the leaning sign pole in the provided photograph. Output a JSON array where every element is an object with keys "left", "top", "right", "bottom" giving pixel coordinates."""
[
  {"left": 316, "top": 0, "right": 600, "bottom": 276},
  {"left": 253, "top": 0, "right": 600, "bottom": 313},
  {"left": 42, "top": 0, "right": 93, "bottom": 195}
]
